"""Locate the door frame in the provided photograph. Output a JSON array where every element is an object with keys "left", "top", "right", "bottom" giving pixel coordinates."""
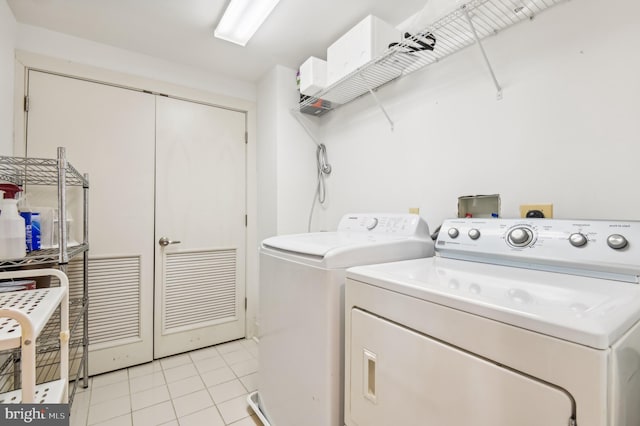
[{"left": 13, "top": 50, "right": 260, "bottom": 348}]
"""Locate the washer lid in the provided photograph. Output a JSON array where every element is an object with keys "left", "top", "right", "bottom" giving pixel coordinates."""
[
  {"left": 260, "top": 213, "right": 435, "bottom": 268},
  {"left": 262, "top": 231, "right": 434, "bottom": 268},
  {"left": 347, "top": 257, "right": 640, "bottom": 349},
  {"left": 263, "top": 232, "right": 404, "bottom": 257}
]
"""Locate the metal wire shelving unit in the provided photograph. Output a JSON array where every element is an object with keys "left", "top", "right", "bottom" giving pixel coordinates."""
[
  {"left": 298, "top": 0, "right": 568, "bottom": 127},
  {"left": 0, "top": 147, "right": 89, "bottom": 406}
]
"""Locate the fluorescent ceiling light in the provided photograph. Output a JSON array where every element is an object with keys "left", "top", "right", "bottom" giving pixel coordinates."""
[{"left": 214, "top": 0, "right": 281, "bottom": 46}]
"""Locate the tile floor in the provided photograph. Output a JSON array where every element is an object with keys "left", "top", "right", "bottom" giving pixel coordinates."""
[{"left": 70, "top": 338, "right": 261, "bottom": 426}]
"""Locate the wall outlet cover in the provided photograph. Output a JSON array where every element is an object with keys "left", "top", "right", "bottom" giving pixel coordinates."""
[{"left": 520, "top": 204, "right": 553, "bottom": 218}]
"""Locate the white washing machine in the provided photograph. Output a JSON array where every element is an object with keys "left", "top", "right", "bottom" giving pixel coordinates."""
[
  {"left": 345, "top": 218, "right": 640, "bottom": 426},
  {"left": 249, "top": 213, "right": 435, "bottom": 426}
]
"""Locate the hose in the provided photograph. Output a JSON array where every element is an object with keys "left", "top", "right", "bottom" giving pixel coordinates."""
[{"left": 307, "top": 144, "right": 332, "bottom": 232}]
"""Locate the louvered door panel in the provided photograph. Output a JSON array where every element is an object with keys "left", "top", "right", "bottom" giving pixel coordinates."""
[
  {"left": 164, "top": 249, "right": 237, "bottom": 333},
  {"left": 66, "top": 256, "right": 141, "bottom": 346}
]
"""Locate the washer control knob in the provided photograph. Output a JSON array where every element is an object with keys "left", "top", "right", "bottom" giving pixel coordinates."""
[
  {"left": 366, "top": 217, "right": 379, "bottom": 231},
  {"left": 448, "top": 228, "right": 460, "bottom": 239},
  {"left": 607, "top": 234, "right": 628, "bottom": 250},
  {"left": 569, "top": 233, "right": 588, "bottom": 247},
  {"left": 508, "top": 227, "right": 533, "bottom": 247},
  {"left": 468, "top": 229, "right": 481, "bottom": 240}
]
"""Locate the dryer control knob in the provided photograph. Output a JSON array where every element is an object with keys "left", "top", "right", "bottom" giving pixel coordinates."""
[
  {"left": 366, "top": 217, "right": 379, "bottom": 231},
  {"left": 508, "top": 227, "right": 533, "bottom": 247},
  {"left": 468, "top": 229, "right": 481, "bottom": 240},
  {"left": 607, "top": 234, "right": 628, "bottom": 250},
  {"left": 569, "top": 233, "right": 588, "bottom": 247},
  {"left": 448, "top": 228, "right": 460, "bottom": 239}
]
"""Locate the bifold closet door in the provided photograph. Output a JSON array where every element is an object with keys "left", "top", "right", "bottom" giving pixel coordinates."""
[
  {"left": 25, "top": 70, "right": 156, "bottom": 375},
  {"left": 25, "top": 70, "right": 247, "bottom": 371},
  {"left": 154, "top": 96, "right": 246, "bottom": 358}
]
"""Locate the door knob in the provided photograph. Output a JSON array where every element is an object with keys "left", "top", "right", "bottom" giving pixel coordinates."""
[{"left": 159, "top": 237, "right": 181, "bottom": 247}]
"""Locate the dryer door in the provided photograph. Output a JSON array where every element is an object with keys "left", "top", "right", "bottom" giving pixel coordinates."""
[{"left": 348, "top": 309, "right": 574, "bottom": 426}]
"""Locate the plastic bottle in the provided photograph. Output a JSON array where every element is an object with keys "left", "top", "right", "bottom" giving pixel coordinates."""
[
  {"left": 18, "top": 192, "right": 41, "bottom": 252},
  {"left": 0, "top": 184, "right": 27, "bottom": 260}
]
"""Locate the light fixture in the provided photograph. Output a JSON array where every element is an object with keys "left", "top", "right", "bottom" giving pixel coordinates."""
[{"left": 214, "top": 0, "right": 281, "bottom": 46}]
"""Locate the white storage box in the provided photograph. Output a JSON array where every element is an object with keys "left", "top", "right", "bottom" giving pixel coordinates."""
[
  {"left": 327, "top": 15, "right": 400, "bottom": 86},
  {"left": 299, "top": 57, "right": 328, "bottom": 96},
  {"left": 417, "top": 0, "right": 466, "bottom": 28}
]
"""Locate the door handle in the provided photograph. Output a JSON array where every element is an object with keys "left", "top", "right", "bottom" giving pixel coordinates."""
[
  {"left": 159, "top": 237, "right": 181, "bottom": 247},
  {"left": 363, "top": 349, "right": 377, "bottom": 403}
]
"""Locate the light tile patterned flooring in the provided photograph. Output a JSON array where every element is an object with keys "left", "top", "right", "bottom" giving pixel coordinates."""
[{"left": 70, "top": 339, "right": 261, "bottom": 426}]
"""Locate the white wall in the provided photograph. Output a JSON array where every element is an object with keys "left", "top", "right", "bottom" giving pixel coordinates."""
[
  {"left": 303, "top": 0, "right": 640, "bottom": 231},
  {"left": 0, "top": 0, "right": 16, "bottom": 155},
  {"left": 255, "top": 65, "right": 318, "bottom": 336},
  {"left": 257, "top": 65, "right": 318, "bottom": 239},
  {"left": 257, "top": 68, "right": 279, "bottom": 244},
  {"left": 16, "top": 24, "right": 256, "bottom": 102},
  {"left": 275, "top": 67, "right": 319, "bottom": 235}
]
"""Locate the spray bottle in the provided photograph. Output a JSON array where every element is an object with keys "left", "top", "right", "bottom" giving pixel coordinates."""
[{"left": 0, "top": 183, "right": 27, "bottom": 260}]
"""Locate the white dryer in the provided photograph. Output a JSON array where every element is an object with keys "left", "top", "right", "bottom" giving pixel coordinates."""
[
  {"left": 345, "top": 218, "right": 640, "bottom": 426},
  {"left": 249, "top": 213, "right": 435, "bottom": 426}
]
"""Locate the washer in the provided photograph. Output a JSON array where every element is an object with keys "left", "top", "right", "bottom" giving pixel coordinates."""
[
  {"left": 250, "top": 213, "right": 435, "bottom": 426},
  {"left": 345, "top": 218, "right": 640, "bottom": 426}
]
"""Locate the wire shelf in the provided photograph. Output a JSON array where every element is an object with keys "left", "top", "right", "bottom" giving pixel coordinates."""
[
  {"left": 0, "top": 148, "right": 89, "bottom": 406},
  {"left": 299, "top": 0, "right": 567, "bottom": 113},
  {"left": 0, "top": 244, "right": 89, "bottom": 269},
  {"left": 0, "top": 155, "right": 88, "bottom": 187}
]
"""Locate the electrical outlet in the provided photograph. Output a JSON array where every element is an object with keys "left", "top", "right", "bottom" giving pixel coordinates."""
[
  {"left": 409, "top": 207, "right": 420, "bottom": 215},
  {"left": 520, "top": 204, "right": 553, "bottom": 218}
]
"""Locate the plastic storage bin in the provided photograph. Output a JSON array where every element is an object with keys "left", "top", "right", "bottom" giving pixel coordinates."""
[
  {"left": 327, "top": 15, "right": 400, "bottom": 86},
  {"left": 299, "top": 57, "right": 328, "bottom": 96}
]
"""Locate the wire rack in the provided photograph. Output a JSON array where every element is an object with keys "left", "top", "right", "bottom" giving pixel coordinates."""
[
  {"left": 0, "top": 155, "right": 88, "bottom": 187},
  {"left": 0, "top": 148, "right": 89, "bottom": 404},
  {"left": 0, "top": 245, "right": 89, "bottom": 269},
  {"left": 0, "top": 246, "right": 89, "bottom": 269},
  {"left": 0, "top": 148, "right": 90, "bottom": 269},
  {"left": 299, "top": 0, "right": 567, "bottom": 113}
]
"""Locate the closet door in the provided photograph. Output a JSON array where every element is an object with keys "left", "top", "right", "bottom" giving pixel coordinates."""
[
  {"left": 154, "top": 96, "right": 246, "bottom": 358},
  {"left": 25, "top": 70, "right": 156, "bottom": 375}
]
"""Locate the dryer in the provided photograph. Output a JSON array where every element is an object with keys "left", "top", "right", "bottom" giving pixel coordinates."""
[
  {"left": 249, "top": 213, "right": 435, "bottom": 426},
  {"left": 345, "top": 218, "right": 640, "bottom": 426}
]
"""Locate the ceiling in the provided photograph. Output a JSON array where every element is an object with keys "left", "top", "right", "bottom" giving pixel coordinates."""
[{"left": 7, "top": 0, "right": 427, "bottom": 83}]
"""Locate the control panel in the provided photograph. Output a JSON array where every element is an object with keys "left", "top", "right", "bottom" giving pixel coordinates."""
[
  {"left": 337, "top": 213, "right": 430, "bottom": 238},
  {"left": 436, "top": 218, "right": 640, "bottom": 282}
]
